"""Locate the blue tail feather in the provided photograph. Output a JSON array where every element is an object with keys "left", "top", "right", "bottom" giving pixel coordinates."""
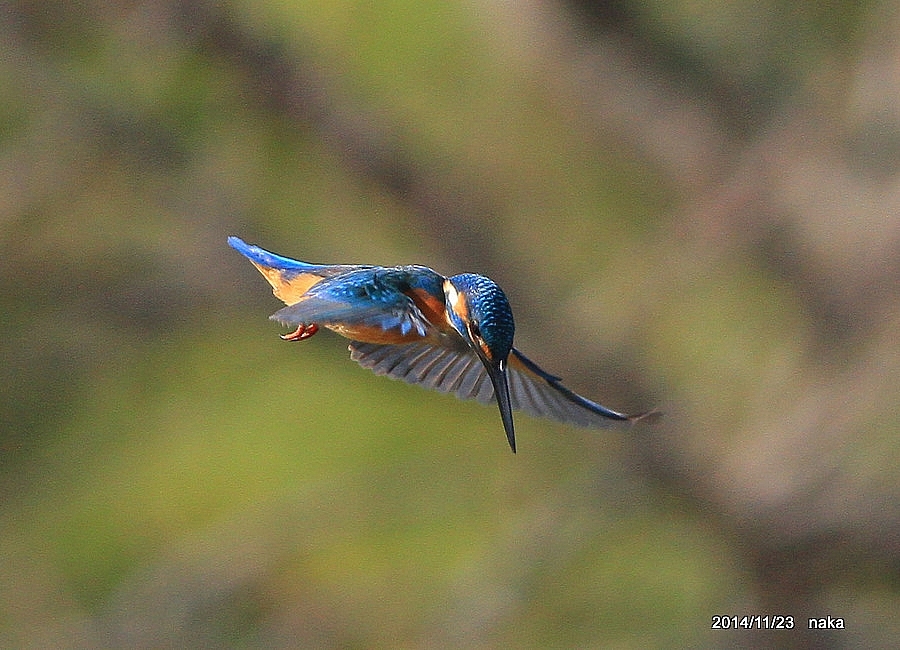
[{"left": 227, "top": 236, "right": 319, "bottom": 272}]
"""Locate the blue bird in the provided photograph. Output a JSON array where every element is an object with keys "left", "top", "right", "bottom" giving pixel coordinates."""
[{"left": 229, "top": 236, "right": 655, "bottom": 452}]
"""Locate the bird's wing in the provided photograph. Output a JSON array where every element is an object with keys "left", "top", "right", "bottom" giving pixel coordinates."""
[
  {"left": 271, "top": 268, "right": 437, "bottom": 339},
  {"left": 349, "top": 340, "right": 496, "bottom": 403},
  {"left": 506, "top": 348, "right": 635, "bottom": 427},
  {"left": 229, "top": 236, "right": 368, "bottom": 305},
  {"left": 349, "top": 341, "right": 644, "bottom": 428}
]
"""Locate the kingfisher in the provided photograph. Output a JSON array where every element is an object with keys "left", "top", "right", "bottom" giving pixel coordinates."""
[{"left": 229, "top": 236, "right": 654, "bottom": 452}]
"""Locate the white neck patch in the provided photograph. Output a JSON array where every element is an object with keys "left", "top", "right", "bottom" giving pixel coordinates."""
[{"left": 443, "top": 279, "right": 465, "bottom": 321}]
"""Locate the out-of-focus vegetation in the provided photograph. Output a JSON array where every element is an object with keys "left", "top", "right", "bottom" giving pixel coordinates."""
[{"left": 2, "top": 0, "right": 899, "bottom": 647}]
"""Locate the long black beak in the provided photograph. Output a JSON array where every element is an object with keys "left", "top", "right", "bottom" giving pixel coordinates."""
[{"left": 484, "top": 357, "right": 516, "bottom": 453}]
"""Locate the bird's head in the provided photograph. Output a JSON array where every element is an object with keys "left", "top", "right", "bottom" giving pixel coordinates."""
[
  {"left": 444, "top": 273, "right": 518, "bottom": 451},
  {"left": 444, "top": 273, "right": 514, "bottom": 364}
]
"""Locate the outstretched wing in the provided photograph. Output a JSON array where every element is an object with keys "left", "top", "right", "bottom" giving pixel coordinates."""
[
  {"left": 506, "top": 348, "right": 634, "bottom": 427},
  {"left": 350, "top": 339, "right": 496, "bottom": 403},
  {"left": 272, "top": 267, "right": 442, "bottom": 342},
  {"left": 349, "top": 341, "right": 643, "bottom": 428}
]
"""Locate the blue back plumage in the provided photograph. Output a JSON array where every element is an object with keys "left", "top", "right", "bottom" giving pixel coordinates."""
[{"left": 449, "top": 273, "right": 515, "bottom": 361}]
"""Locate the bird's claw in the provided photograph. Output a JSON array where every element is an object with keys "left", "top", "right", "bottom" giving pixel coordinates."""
[{"left": 281, "top": 323, "right": 319, "bottom": 341}]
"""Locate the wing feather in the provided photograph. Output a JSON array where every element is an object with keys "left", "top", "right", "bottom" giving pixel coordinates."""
[
  {"left": 457, "top": 360, "right": 488, "bottom": 401},
  {"left": 508, "top": 348, "right": 633, "bottom": 426},
  {"left": 420, "top": 348, "right": 463, "bottom": 389},
  {"left": 442, "top": 353, "right": 478, "bottom": 393},
  {"left": 386, "top": 344, "right": 435, "bottom": 379},
  {"left": 349, "top": 342, "right": 639, "bottom": 428},
  {"left": 270, "top": 268, "right": 437, "bottom": 341}
]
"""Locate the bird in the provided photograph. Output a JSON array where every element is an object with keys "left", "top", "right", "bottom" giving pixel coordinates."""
[{"left": 229, "top": 236, "right": 655, "bottom": 452}]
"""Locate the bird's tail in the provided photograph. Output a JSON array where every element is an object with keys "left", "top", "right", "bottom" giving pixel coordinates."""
[{"left": 228, "top": 236, "right": 318, "bottom": 273}]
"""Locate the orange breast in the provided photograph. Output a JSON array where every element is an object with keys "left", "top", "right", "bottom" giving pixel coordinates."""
[
  {"left": 326, "top": 323, "right": 427, "bottom": 345},
  {"left": 321, "top": 286, "right": 449, "bottom": 345},
  {"left": 405, "top": 287, "right": 448, "bottom": 326}
]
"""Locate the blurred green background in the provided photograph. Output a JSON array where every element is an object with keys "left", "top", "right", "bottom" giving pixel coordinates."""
[{"left": 3, "top": 0, "right": 900, "bottom": 647}]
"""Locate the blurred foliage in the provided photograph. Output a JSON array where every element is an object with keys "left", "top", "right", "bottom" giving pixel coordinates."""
[{"left": 2, "top": 0, "right": 900, "bottom": 648}]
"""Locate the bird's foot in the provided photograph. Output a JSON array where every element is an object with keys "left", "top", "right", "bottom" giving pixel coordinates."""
[{"left": 281, "top": 323, "right": 319, "bottom": 341}]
